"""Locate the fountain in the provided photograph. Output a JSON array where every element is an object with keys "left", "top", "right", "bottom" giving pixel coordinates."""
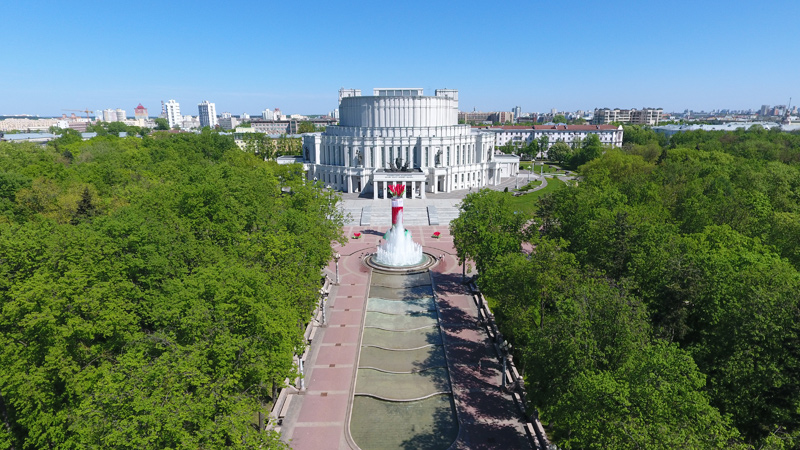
[
  {"left": 352, "top": 183, "right": 456, "bottom": 449},
  {"left": 367, "top": 184, "right": 433, "bottom": 272}
]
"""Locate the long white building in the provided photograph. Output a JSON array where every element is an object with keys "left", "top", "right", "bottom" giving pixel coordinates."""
[
  {"left": 302, "top": 88, "right": 519, "bottom": 197},
  {"left": 485, "top": 124, "right": 624, "bottom": 156}
]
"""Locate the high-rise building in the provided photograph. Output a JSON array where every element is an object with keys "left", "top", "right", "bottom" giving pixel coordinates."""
[
  {"left": 198, "top": 101, "right": 217, "bottom": 128},
  {"left": 103, "top": 109, "right": 116, "bottom": 122},
  {"left": 115, "top": 109, "right": 126, "bottom": 121},
  {"left": 262, "top": 109, "right": 274, "bottom": 120},
  {"left": 592, "top": 108, "right": 662, "bottom": 125},
  {"left": 164, "top": 100, "right": 181, "bottom": 129},
  {"left": 760, "top": 105, "right": 770, "bottom": 116},
  {"left": 218, "top": 112, "right": 239, "bottom": 130},
  {"left": 514, "top": 106, "right": 521, "bottom": 122},
  {"left": 241, "top": 112, "right": 250, "bottom": 120},
  {"left": 134, "top": 104, "right": 148, "bottom": 120}
]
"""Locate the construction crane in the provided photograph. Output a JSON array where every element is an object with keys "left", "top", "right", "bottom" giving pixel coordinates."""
[{"left": 62, "top": 108, "right": 94, "bottom": 121}]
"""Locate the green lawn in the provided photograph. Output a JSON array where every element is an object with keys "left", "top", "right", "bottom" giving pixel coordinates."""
[
  {"left": 520, "top": 162, "right": 567, "bottom": 174},
  {"left": 518, "top": 179, "right": 542, "bottom": 191},
  {"left": 505, "top": 177, "right": 567, "bottom": 215}
]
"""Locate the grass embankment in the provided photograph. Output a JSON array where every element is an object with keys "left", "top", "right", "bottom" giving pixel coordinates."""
[{"left": 506, "top": 177, "right": 566, "bottom": 215}]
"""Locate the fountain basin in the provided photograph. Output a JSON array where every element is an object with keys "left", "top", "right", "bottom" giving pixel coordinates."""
[{"left": 364, "top": 252, "right": 437, "bottom": 273}]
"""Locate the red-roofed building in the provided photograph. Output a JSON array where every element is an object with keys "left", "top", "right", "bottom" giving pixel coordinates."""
[
  {"left": 474, "top": 124, "right": 624, "bottom": 157},
  {"left": 134, "top": 104, "right": 148, "bottom": 120}
]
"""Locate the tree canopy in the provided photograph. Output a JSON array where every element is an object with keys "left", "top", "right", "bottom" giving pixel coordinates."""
[
  {"left": 0, "top": 133, "right": 344, "bottom": 448},
  {"left": 454, "top": 126, "right": 800, "bottom": 449}
]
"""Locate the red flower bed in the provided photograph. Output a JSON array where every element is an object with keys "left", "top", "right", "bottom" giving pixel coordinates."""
[
  {"left": 353, "top": 232, "right": 362, "bottom": 239},
  {"left": 433, "top": 231, "right": 441, "bottom": 238}
]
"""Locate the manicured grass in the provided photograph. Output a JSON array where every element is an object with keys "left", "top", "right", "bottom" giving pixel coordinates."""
[
  {"left": 520, "top": 162, "right": 567, "bottom": 174},
  {"left": 518, "top": 179, "right": 542, "bottom": 191},
  {"left": 505, "top": 177, "right": 567, "bottom": 215}
]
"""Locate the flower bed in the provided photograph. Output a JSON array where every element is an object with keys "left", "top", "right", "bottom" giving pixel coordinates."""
[
  {"left": 432, "top": 231, "right": 441, "bottom": 239},
  {"left": 353, "top": 232, "right": 362, "bottom": 239}
]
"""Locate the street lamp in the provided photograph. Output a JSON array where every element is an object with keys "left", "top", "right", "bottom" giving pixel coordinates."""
[
  {"left": 500, "top": 339, "right": 512, "bottom": 391},
  {"left": 299, "top": 357, "right": 305, "bottom": 391},
  {"left": 319, "top": 288, "right": 328, "bottom": 326},
  {"left": 334, "top": 253, "right": 341, "bottom": 284}
]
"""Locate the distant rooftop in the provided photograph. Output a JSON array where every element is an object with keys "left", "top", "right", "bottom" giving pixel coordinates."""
[{"left": 373, "top": 88, "right": 424, "bottom": 97}]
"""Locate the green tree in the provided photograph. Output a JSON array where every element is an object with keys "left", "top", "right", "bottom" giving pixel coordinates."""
[
  {"left": 154, "top": 118, "right": 169, "bottom": 130},
  {"left": 498, "top": 141, "right": 517, "bottom": 154},
  {"left": 297, "top": 121, "right": 316, "bottom": 133},
  {"left": 547, "top": 141, "right": 572, "bottom": 164},
  {"left": 450, "top": 189, "right": 527, "bottom": 277},
  {"left": 0, "top": 132, "right": 343, "bottom": 448},
  {"left": 106, "top": 121, "right": 128, "bottom": 136},
  {"left": 553, "top": 114, "right": 567, "bottom": 123},
  {"left": 537, "top": 135, "right": 549, "bottom": 158},
  {"left": 571, "top": 133, "right": 604, "bottom": 166}
]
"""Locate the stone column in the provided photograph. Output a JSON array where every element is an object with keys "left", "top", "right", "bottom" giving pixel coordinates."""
[
  {"left": 383, "top": 182, "right": 387, "bottom": 199},
  {"left": 373, "top": 180, "right": 378, "bottom": 199},
  {"left": 347, "top": 175, "right": 352, "bottom": 193},
  {"left": 421, "top": 181, "right": 427, "bottom": 199}
]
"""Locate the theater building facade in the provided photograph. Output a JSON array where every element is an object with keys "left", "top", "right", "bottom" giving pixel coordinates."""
[{"left": 302, "top": 88, "right": 519, "bottom": 198}]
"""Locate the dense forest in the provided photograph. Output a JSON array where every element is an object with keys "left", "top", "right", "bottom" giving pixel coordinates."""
[
  {"left": 0, "top": 131, "right": 343, "bottom": 448},
  {"left": 451, "top": 126, "right": 800, "bottom": 449}
]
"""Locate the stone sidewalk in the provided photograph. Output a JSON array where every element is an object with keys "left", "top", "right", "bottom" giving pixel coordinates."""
[{"left": 278, "top": 225, "right": 534, "bottom": 449}]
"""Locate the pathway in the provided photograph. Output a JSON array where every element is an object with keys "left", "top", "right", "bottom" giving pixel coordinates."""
[{"left": 279, "top": 225, "right": 535, "bottom": 449}]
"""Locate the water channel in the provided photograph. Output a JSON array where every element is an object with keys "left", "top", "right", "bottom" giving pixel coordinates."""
[{"left": 349, "top": 269, "right": 458, "bottom": 449}]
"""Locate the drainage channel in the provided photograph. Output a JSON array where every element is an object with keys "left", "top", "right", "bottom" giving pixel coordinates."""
[{"left": 349, "top": 269, "right": 458, "bottom": 450}]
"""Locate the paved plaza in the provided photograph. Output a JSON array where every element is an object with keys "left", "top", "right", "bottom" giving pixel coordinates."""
[
  {"left": 338, "top": 169, "right": 545, "bottom": 226},
  {"left": 279, "top": 225, "right": 535, "bottom": 449}
]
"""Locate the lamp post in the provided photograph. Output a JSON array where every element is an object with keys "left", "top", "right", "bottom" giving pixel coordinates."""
[
  {"left": 299, "top": 357, "right": 305, "bottom": 391},
  {"left": 334, "top": 253, "right": 341, "bottom": 284},
  {"left": 319, "top": 288, "right": 328, "bottom": 326},
  {"left": 500, "top": 339, "right": 512, "bottom": 391}
]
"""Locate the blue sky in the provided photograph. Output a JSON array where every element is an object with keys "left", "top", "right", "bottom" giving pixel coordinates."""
[{"left": 2, "top": 0, "right": 798, "bottom": 116}]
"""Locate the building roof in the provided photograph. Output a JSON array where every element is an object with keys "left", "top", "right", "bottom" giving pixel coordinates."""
[{"left": 0, "top": 132, "right": 56, "bottom": 141}]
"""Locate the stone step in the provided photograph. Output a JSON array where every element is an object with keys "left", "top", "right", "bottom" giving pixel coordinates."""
[
  {"left": 437, "top": 208, "right": 460, "bottom": 225},
  {"left": 343, "top": 208, "right": 362, "bottom": 226},
  {"left": 339, "top": 205, "right": 461, "bottom": 226},
  {"left": 369, "top": 207, "right": 429, "bottom": 226}
]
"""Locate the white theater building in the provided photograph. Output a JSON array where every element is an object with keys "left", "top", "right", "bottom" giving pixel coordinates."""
[{"left": 302, "top": 88, "right": 519, "bottom": 198}]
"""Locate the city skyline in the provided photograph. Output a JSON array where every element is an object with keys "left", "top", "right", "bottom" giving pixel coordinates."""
[{"left": 2, "top": 0, "right": 798, "bottom": 116}]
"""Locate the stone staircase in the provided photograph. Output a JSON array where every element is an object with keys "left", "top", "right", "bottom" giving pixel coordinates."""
[
  {"left": 340, "top": 203, "right": 461, "bottom": 226},
  {"left": 436, "top": 207, "right": 461, "bottom": 225}
]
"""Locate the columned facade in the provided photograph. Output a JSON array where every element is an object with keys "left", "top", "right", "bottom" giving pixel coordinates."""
[{"left": 302, "top": 88, "right": 519, "bottom": 195}]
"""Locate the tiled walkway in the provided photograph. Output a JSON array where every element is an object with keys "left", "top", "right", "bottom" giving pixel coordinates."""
[{"left": 279, "top": 225, "right": 533, "bottom": 449}]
